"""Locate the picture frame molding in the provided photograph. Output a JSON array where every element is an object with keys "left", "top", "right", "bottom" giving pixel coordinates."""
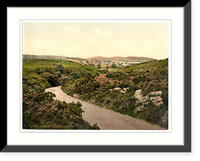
[{"left": 2, "top": 1, "right": 191, "bottom": 152}]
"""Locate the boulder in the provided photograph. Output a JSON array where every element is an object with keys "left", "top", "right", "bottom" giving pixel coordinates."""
[
  {"left": 150, "top": 96, "right": 163, "bottom": 106},
  {"left": 73, "top": 93, "right": 80, "bottom": 98},
  {"left": 137, "top": 105, "right": 144, "bottom": 111},
  {"left": 113, "top": 87, "right": 121, "bottom": 91},
  {"left": 120, "top": 87, "right": 129, "bottom": 93},
  {"left": 148, "top": 90, "right": 162, "bottom": 96}
]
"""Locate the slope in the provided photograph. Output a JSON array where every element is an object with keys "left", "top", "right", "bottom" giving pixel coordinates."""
[{"left": 61, "top": 58, "right": 168, "bottom": 128}]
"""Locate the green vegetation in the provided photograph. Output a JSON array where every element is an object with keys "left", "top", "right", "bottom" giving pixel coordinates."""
[
  {"left": 23, "top": 59, "right": 100, "bottom": 87},
  {"left": 23, "top": 58, "right": 168, "bottom": 129},
  {"left": 23, "top": 59, "right": 100, "bottom": 129},
  {"left": 62, "top": 59, "right": 168, "bottom": 128},
  {"left": 97, "top": 64, "right": 101, "bottom": 69}
]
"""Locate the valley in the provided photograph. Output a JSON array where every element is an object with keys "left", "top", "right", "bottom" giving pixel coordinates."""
[{"left": 22, "top": 56, "right": 168, "bottom": 130}]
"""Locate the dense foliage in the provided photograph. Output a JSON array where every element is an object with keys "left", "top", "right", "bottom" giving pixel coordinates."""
[
  {"left": 62, "top": 59, "right": 168, "bottom": 128},
  {"left": 23, "top": 59, "right": 100, "bottom": 86},
  {"left": 23, "top": 59, "right": 100, "bottom": 129}
]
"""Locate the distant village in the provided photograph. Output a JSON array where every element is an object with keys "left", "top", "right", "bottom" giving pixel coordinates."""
[
  {"left": 90, "top": 60, "right": 141, "bottom": 67},
  {"left": 23, "top": 54, "right": 154, "bottom": 68}
]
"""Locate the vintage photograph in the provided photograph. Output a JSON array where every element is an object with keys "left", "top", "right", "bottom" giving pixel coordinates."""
[{"left": 22, "top": 21, "right": 169, "bottom": 130}]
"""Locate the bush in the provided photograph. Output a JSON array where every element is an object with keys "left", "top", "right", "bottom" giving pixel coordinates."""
[
  {"left": 68, "top": 102, "right": 83, "bottom": 116},
  {"left": 55, "top": 65, "right": 64, "bottom": 74},
  {"left": 44, "top": 67, "right": 54, "bottom": 74},
  {"left": 97, "top": 64, "right": 101, "bottom": 69},
  {"left": 101, "top": 69, "right": 107, "bottom": 74},
  {"left": 81, "top": 92, "right": 91, "bottom": 101},
  {"left": 35, "top": 68, "right": 44, "bottom": 75},
  {"left": 106, "top": 72, "right": 115, "bottom": 78},
  {"left": 69, "top": 71, "right": 81, "bottom": 80},
  {"left": 111, "top": 63, "right": 117, "bottom": 68},
  {"left": 41, "top": 72, "right": 59, "bottom": 86},
  {"left": 58, "top": 75, "right": 70, "bottom": 85},
  {"left": 63, "top": 68, "right": 73, "bottom": 74},
  {"left": 136, "top": 102, "right": 168, "bottom": 128}
]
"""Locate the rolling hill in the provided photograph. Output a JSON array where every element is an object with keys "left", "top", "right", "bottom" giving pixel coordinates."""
[{"left": 87, "top": 56, "right": 155, "bottom": 62}]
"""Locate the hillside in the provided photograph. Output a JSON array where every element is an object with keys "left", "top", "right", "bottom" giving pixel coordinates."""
[
  {"left": 22, "top": 59, "right": 100, "bottom": 129},
  {"left": 61, "top": 58, "right": 168, "bottom": 128},
  {"left": 121, "top": 58, "right": 168, "bottom": 72},
  {"left": 87, "top": 56, "right": 155, "bottom": 62},
  {"left": 87, "top": 56, "right": 110, "bottom": 62},
  {"left": 23, "top": 59, "right": 100, "bottom": 84},
  {"left": 23, "top": 54, "right": 87, "bottom": 62}
]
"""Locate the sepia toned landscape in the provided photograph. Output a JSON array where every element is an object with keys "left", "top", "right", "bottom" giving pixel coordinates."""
[{"left": 22, "top": 22, "right": 168, "bottom": 130}]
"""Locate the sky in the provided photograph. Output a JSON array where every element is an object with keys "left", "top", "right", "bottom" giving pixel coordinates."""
[{"left": 22, "top": 21, "right": 169, "bottom": 59}]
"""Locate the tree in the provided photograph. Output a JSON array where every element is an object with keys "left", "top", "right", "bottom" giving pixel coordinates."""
[
  {"left": 106, "top": 64, "right": 109, "bottom": 71},
  {"left": 89, "top": 63, "right": 95, "bottom": 67},
  {"left": 55, "top": 65, "right": 64, "bottom": 74},
  {"left": 97, "top": 64, "right": 101, "bottom": 69},
  {"left": 111, "top": 63, "right": 117, "bottom": 68}
]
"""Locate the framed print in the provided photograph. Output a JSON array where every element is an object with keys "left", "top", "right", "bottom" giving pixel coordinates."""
[{"left": 2, "top": 2, "right": 191, "bottom": 152}]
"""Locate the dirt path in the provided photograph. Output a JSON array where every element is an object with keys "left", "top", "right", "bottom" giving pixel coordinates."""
[{"left": 45, "top": 86, "right": 166, "bottom": 130}]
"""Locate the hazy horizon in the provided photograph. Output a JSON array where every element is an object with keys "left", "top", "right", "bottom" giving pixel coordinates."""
[{"left": 23, "top": 21, "right": 169, "bottom": 59}]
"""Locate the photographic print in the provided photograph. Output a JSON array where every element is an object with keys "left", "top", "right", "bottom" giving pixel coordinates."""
[{"left": 22, "top": 21, "right": 169, "bottom": 130}]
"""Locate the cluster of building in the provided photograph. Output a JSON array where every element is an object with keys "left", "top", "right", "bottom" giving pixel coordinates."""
[{"left": 91, "top": 61, "right": 141, "bottom": 67}]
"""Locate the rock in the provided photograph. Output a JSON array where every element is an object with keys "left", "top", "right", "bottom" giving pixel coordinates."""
[
  {"left": 134, "top": 89, "right": 164, "bottom": 111},
  {"left": 135, "top": 90, "right": 143, "bottom": 102},
  {"left": 150, "top": 96, "right": 163, "bottom": 106},
  {"left": 73, "top": 93, "right": 80, "bottom": 98},
  {"left": 137, "top": 105, "right": 143, "bottom": 111},
  {"left": 148, "top": 90, "right": 162, "bottom": 96},
  {"left": 120, "top": 87, "right": 129, "bottom": 93},
  {"left": 142, "top": 95, "right": 150, "bottom": 102},
  {"left": 113, "top": 87, "right": 121, "bottom": 91}
]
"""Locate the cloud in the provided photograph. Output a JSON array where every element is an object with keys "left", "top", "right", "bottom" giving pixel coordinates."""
[
  {"left": 25, "top": 37, "right": 76, "bottom": 56},
  {"left": 63, "top": 26, "right": 83, "bottom": 35},
  {"left": 92, "top": 27, "right": 114, "bottom": 38}
]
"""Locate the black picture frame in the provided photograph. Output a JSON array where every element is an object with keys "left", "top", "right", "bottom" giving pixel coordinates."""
[{"left": 2, "top": 1, "right": 191, "bottom": 152}]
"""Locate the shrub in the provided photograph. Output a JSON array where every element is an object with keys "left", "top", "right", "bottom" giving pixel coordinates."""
[
  {"left": 111, "top": 63, "right": 117, "bottom": 68},
  {"left": 58, "top": 75, "right": 70, "bottom": 85},
  {"left": 63, "top": 68, "right": 73, "bottom": 74},
  {"left": 44, "top": 67, "right": 54, "bottom": 74},
  {"left": 68, "top": 102, "right": 83, "bottom": 116},
  {"left": 81, "top": 92, "right": 91, "bottom": 101},
  {"left": 55, "top": 65, "right": 64, "bottom": 74},
  {"left": 41, "top": 72, "right": 59, "bottom": 87},
  {"left": 35, "top": 68, "right": 44, "bottom": 75},
  {"left": 97, "top": 64, "right": 101, "bottom": 69},
  {"left": 106, "top": 72, "right": 115, "bottom": 78},
  {"left": 55, "top": 71, "right": 61, "bottom": 78},
  {"left": 69, "top": 71, "right": 81, "bottom": 80}
]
